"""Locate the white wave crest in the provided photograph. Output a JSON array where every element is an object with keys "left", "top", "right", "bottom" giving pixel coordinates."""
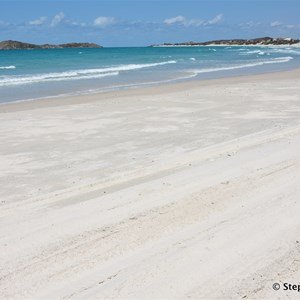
[
  {"left": 189, "top": 56, "right": 293, "bottom": 76},
  {"left": 239, "top": 50, "right": 265, "bottom": 56},
  {"left": 0, "top": 71, "right": 119, "bottom": 86},
  {"left": 0, "top": 60, "right": 177, "bottom": 87},
  {"left": 73, "top": 60, "right": 177, "bottom": 74},
  {"left": 0, "top": 65, "right": 16, "bottom": 69},
  {"left": 269, "top": 48, "right": 300, "bottom": 55}
]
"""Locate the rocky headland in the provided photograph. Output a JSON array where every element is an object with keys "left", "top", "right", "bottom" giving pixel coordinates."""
[
  {"left": 151, "top": 37, "right": 300, "bottom": 47},
  {"left": 0, "top": 40, "right": 102, "bottom": 50}
]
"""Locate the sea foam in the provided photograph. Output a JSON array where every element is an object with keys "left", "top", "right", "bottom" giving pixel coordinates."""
[
  {"left": 0, "top": 66, "right": 16, "bottom": 69},
  {"left": 0, "top": 60, "right": 176, "bottom": 87},
  {"left": 189, "top": 57, "right": 293, "bottom": 76}
]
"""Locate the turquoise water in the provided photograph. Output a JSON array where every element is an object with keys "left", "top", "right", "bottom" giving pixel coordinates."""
[{"left": 1, "top": 46, "right": 300, "bottom": 103}]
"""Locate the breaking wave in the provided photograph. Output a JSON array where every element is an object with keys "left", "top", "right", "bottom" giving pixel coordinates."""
[
  {"left": 0, "top": 65, "right": 16, "bottom": 69},
  {"left": 189, "top": 56, "right": 294, "bottom": 76},
  {"left": 0, "top": 60, "right": 177, "bottom": 86}
]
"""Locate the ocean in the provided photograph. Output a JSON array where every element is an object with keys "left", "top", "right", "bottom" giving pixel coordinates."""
[{"left": 1, "top": 46, "right": 300, "bottom": 103}]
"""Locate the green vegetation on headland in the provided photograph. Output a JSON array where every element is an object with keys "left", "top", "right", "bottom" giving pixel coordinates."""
[
  {"left": 151, "top": 37, "right": 300, "bottom": 47},
  {"left": 0, "top": 40, "right": 103, "bottom": 50}
]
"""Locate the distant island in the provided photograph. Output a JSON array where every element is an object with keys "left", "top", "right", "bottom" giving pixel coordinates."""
[
  {"left": 0, "top": 40, "right": 103, "bottom": 50},
  {"left": 151, "top": 37, "right": 300, "bottom": 47}
]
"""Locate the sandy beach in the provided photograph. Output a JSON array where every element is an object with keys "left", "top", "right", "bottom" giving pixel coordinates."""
[{"left": 1, "top": 69, "right": 300, "bottom": 299}]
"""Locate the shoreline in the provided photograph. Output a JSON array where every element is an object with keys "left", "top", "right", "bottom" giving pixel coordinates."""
[
  {"left": 152, "top": 43, "right": 300, "bottom": 48},
  {"left": 2, "top": 67, "right": 300, "bottom": 112},
  {"left": 1, "top": 66, "right": 300, "bottom": 298},
  {"left": 1, "top": 44, "right": 300, "bottom": 107}
]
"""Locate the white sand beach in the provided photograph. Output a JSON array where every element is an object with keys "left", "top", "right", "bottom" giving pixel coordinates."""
[{"left": 1, "top": 70, "right": 300, "bottom": 299}]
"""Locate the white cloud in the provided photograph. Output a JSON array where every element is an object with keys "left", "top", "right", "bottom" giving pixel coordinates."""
[
  {"left": 0, "top": 20, "right": 10, "bottom": 27},
  {"left": 239, "top": 21, "right": 261, "bottom": 29},
  {"left": 29, "top": 16, "right": 47, "bottom": 26},
  {"left": 93, "top": 17, "right": 115, "bottom": 28},
  {"left": 286, "top": 24, "right": 296, "bottom": 29},
  {"left": 187, "top": 19, "right": 204, "bottom": 27},
  {"left": 270, "top": 21, "right": 298, "bottom": 30},
  {"left": 68, "top": 21, "right": 87, "bottom": 27},
  {"left": 164, "top": 16, "right": 203, "bottom": 27},
  {"left": 207, "top": 14, "right": 223, "bottom": 25},
  {"left": 270, "top": 21, "right": 283, "bottom": 27},
  {"left": 51, "top": 12, "right": 65, "bottom": 27},
  {"left": 164, "top": 14, "right": 222, "bottom": 27},
  {"left": 164, "top": 16, "right": 186, "bottom": 25}
]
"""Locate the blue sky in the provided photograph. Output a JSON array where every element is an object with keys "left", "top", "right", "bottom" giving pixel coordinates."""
[{"left": 0, "top": 0, "right": 299, "bottom": 46}]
